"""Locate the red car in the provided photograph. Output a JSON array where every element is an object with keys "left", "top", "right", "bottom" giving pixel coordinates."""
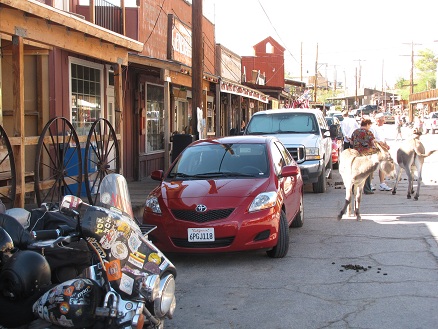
[{"left": 143, "top": 136, "right": 304, "bottom": 258}]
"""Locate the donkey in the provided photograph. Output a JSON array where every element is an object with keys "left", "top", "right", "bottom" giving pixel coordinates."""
[
  {"left": 391, "top": 131, "right": 437, "bottom": 200},
  {"left": 338, "top": 142, "right": 395, "bottom": 221}
]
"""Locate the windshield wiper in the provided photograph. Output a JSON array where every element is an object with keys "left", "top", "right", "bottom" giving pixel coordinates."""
[
  {"left": 168, "top": 172, "right": 195, "bottom": 178},
  {"left": 247, "top": 131, "right": 270, "bottom": 135},
  {"left": 222, "top": 171, "right": 258, "bottom": 177}
]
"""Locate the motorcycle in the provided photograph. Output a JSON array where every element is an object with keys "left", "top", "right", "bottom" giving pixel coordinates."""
[{"left": 0, "top": 173, "right": 176, "bottom": 329}]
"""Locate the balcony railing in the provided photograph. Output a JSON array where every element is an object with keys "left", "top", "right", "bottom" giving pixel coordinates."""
[
  {"left": 409, "top": 89, "right": 438, "bottom": 103},
  {"left": 94, "top": 0, "right": 123, "bottom": 35}
]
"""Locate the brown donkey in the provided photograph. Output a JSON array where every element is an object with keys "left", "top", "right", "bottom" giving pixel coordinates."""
[
  {"left": 392, "top": 131, "right": 437, "bottom": 200},
  {"left": 338, "top": 142, "right": 395, "bottom": 221}
]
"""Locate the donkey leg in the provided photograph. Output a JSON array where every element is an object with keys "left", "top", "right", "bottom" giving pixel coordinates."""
[
  {"left": 354, "top": 186, "right": 362, "bottom": 221},
  {"left": 338, "top": 186, "right": 353, "bottom": 220},
  {"left": 413, "top": 160, "right": 423, "bottom": 201},
  {"left": 392, "top": 166, "right": 402, "bottom": 195},
  {"left": 406, "top": 168, "right": 413, "bottom": 199}
]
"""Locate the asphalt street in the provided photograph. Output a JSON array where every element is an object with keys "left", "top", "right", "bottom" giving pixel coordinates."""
[{"left": 139, "top": 126, "right": 438, "bottom": 329}]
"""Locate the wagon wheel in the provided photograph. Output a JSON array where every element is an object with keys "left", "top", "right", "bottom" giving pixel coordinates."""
[
  {"left": 0, "top": 125, "right": 16, "bottom": 209},
  {"left": 84, "top": 118, "right": 120, "bottom": 205},
  {"left": 34, "top": 117, "right": 82, "bottom": 207}
]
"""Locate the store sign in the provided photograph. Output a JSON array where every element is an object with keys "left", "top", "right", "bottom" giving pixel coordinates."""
[{"left": 171, "top": 17, "right": 192, "bottom": 66}]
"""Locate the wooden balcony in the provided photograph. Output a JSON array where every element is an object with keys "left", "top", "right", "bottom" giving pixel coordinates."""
[{"left": 409, "top": 89, "right": 438, "bottom": 104}]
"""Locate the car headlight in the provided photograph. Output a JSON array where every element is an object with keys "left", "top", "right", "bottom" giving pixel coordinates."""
[
  {"left": 248, "top": 192, "right": 277, "bottom": 212},
  {"left": 154, "top": 274, "right": 176, "bottom": 318},
  {"left": 306, "top": 147, "right": 321, "bottom": 160},
  {"left": 145, "top": 195, "right": 161, "bottom": 214}
]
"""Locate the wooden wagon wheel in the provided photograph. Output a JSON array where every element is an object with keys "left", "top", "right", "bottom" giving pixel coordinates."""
[
  {"left": 34, "top": 117, "right": 82, "bottom": 207},
  {"left": 0, "top": 125, "right": 16, "bottom": 209},
  {"left": 84, "top": 118, "right": 120, "bottom": 205}
]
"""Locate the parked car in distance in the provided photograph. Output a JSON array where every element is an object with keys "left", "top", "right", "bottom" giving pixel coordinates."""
[
  {"left": 382, "top": 112, "right": 395, "bottom": 124},
  {"left": 327, "top": 111, "right": 344, "bottom": 122},
  {"left": 357, "top": 104, "right": 378, "bottom": 117},
  {"left": 325, "top": 116, "right": 343, "bottom": 169},
  {"left": 424, "top": 111, "right": 438, "bottom": 134},
  {"left": 143, "top": 135, "right": 304, "bottom": 258},
  {"left": 244, "top": 108, "right": 332, "bottom": 193}
]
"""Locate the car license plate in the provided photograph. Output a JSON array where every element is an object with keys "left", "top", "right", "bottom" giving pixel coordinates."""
[{"left": 188, "top": 228, "right": 215, "bottom": 242}]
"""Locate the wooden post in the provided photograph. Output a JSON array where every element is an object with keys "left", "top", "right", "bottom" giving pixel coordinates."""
[
  {"left": 0, "top": 34, "right": 3, "bottom": 126},
  {"left": 114, "top": 63, "right": 124, "bottom": 175},
  {"left": 191, "top": 0, "right": 203, "bottom": 140},
  {"left": 89, "top": 0, "right": 95, "bottom": 24},
  {"left": 163, "top": 70, "right": 171, "bottom": 171},
  {"left": 12, "top": 35, "right": 25, "bottom": 207}
]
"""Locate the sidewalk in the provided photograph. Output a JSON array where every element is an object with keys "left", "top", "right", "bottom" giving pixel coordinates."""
[{"left": 128, "top": 177, "right": 160, "bottom": 218}]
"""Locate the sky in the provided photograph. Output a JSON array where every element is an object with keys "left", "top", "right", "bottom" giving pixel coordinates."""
[{"left": 203, "top": 0, "right": 438, "bottom": 93}]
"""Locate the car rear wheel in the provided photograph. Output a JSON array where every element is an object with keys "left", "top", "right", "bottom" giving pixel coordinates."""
[
  {"left": 333, "top": 149, "right": 340, "bottom": 170},
  {"left": 266, "top": 210, "right": 289, "bottom": 258},
  {"left": 291, "top": 192, "right": 304, "bottom": 228}
]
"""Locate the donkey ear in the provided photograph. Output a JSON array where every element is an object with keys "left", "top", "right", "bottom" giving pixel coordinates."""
[{"left": 374, "top": 141, "right": 388, "bottom": 152}]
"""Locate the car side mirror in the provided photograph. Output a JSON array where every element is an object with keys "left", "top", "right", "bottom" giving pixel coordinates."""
[
  {"left": 151, "top": 170, "right": 164, "bottom": 181},
  {"left": 281, "top": 165, "right": 300, "bottom": 177}
]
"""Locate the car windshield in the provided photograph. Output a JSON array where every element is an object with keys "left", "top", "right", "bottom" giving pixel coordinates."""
[
  {"left": 168, "top": 143, "right": 269, "bottom": 179},
  {"left": 246, "top": 113, "right": 318, "bottom": 134}
]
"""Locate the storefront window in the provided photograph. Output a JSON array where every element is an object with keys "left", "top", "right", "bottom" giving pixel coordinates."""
[
  {"left": 69, "top": 58, "right": 103, "bottom": 135},
  {"left": 146, "top": 84, "right": 164, "bottom": 153}
]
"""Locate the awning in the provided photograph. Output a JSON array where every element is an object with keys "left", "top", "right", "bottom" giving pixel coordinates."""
[{"left": 220, "top": 80, "right": 268, "bottom": 103}]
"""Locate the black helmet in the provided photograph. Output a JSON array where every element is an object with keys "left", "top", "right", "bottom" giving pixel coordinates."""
[{"left": 0, "top": 250, "right": 51, "bottom": 300}]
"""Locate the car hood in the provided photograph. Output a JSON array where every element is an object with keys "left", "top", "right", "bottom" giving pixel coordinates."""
[
  {"left": 273, "top": 133, "right": 320, "bottom": 147},
  {"left": 155, "top": 178, "right": 271, "bottom": 207}
]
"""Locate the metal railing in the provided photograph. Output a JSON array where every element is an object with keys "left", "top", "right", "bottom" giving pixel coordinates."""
[{"left": 95, "top": 0, "right": 122, "bottom": 34}]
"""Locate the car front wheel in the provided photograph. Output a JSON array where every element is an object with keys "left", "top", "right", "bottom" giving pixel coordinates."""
[
  {"left": 266, "top": 210, "right": 289, "bottom": 258},
  {"left": 312, "top": 162, "right": 327, "bottom": 193},
  {"left": 291, "top": 192, "right": 304, "bottom": 228}
]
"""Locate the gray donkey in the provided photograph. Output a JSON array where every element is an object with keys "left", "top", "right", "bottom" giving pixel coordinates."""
[
  {"left": 392, "top": 131, "right": 437, "bottom": 200},
  {"left": 338, "top": 142, "right": 395, "bottom": 221}
]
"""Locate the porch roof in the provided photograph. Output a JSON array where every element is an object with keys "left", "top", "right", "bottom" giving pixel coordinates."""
[{"left": 0, "top": 0, "right": 143, "bottom": 65}]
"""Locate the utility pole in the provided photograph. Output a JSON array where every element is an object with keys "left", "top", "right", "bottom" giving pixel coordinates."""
[
  {"left": 355, "top": 67, "right": 358, "bottom": 107},
  {"left": 314, "top": 43, "right": 318, "bottom": 103},
  {"left": 192, "top": 0, "right": 203, "bottom": 140},
  {"left": 300, "top": 42, "right": 303, "bottom": 82},
  {"left": 353, "top": 59, "right": 366, "bottom": 90},
  {"left": 402, "top": 41, "right": 421, "bottom": 122}
]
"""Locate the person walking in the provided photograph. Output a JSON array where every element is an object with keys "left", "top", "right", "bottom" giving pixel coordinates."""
[
  {"left": 395, "top": 112, "right": 403, "bottom": 141},
  {"left": 350, "top": 118, "right": 378, "bottom": 194},
  {"left": 340, "top": 109, "right": 359, "bottom": 149},
  {"left": 371, "top": 113, "right": 392, "bottom": 191}
]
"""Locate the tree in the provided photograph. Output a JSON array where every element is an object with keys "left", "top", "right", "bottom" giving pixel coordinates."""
[{"left": 414, "top": 48, "right": 437, "bottom": 92}]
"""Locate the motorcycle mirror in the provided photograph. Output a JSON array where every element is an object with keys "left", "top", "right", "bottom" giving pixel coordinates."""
[{"left": 0, "top": 227, "right": 14, "bottom": 252}]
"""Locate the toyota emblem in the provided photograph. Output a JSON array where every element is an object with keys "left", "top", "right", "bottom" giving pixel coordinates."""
[{"left": 195, "top": 204, "right": 207, "bottom": 212}]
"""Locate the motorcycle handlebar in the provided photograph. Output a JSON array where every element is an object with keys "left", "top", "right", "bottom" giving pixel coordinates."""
[{"left": 31, "top": 224, "right": 76, "bottom": 241}]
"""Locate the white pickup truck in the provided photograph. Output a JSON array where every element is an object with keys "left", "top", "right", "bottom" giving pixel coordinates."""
[
  {"left": 424, "top": 112, "right": 438, "bottom": 134},
  {"left": 244, "top": 108, "right": 332, "bottom": 193}
]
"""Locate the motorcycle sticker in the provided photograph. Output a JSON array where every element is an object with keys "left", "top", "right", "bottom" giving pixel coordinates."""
[
  {"left": 59, "top": 302, "right": 70, "bottom": 314},
  {"left": 143, "top": 261, "right": 160, "bottom": 275},
  {"left": 100, "top": 228, "right": 117, "bottom": 249},
  {"left": 95, "top": 216, "right": 114, "bottom": 235},
  {"left": 127, "top": 252, "right": 145, "bottom": 269},
  {"left": 128, "top": 232, "right": 141, "bottom": 252},
  {"left": 111, "top": 241, "right": 128, "bottom": 260},
  {"left": 105, "top": 259, "right": 122, "bottom": 281},
  {"left": 148, "top": 252, "right": 161, "bottom": 265},
  {"left": 119, "top": 273, "right": 134, "bottom": 295}
]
